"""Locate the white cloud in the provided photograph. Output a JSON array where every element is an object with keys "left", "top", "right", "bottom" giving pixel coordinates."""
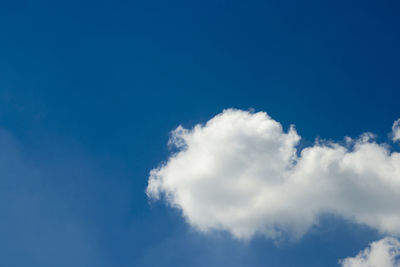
[
  {"left": 393, "top": 119, "right": 400, "bottom": 143},
  {"left": 339, "top": 237, "right": 400, "bottom": 267},
  {"left": 147, "top": 109, "right": 400, "bottom": 239}
]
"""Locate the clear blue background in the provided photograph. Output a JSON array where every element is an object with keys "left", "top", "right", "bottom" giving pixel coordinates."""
[{"left": 0, "top": 0, "right": 399, "bottom": 266}]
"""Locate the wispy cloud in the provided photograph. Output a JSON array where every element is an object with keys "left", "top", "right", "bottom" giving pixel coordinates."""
[{"left": 393, "top": 119, "right": 400, "bottom": 143}]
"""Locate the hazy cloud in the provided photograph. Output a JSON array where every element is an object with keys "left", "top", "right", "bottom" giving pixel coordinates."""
[{"left": 0, "top": 128, "right": 124, "bottom": 267}]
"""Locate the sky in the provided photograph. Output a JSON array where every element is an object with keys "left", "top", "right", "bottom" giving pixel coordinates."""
[{"left": 1, "top": 0, "right": 400, "bottom": 266}]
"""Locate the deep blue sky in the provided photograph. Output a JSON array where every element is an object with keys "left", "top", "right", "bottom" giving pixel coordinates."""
[{"left": 0, "top": 1, "right": 399, "bottom": 266}]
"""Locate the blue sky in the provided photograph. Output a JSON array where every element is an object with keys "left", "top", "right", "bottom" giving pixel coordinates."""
[{"left": 1, "top": 1, "right": 400, "bottom": 266}]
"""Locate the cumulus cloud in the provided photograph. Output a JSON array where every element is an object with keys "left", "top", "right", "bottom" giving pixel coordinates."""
[
  {"left": 393, "top": 119, "right": 400, "bottom": 143},
  {"left": 339, "top": 237, "right": 400, "bottom": 267},
  {"left": 147, "top": 109, "right": 400, "bottom": 239}
]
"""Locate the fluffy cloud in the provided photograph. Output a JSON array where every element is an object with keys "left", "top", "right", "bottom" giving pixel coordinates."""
[
  {"left": 393, "top": 119, "right": 400, "bottom": 143},
  {"left": 147, "top": 109, "right": 400, "bottom": 239},
  {"left": 339, "top": 237, "right": 400, "bottom": 267}
]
